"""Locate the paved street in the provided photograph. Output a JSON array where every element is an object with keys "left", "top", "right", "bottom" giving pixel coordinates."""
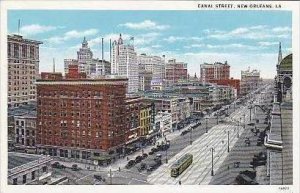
[{"left": 147, "top": 99, "right": 252, "bottom": 184}]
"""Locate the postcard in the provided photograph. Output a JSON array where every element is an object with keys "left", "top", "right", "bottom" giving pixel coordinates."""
[{"left": 0, "top": 1, "right": 299, "bottom": 193}]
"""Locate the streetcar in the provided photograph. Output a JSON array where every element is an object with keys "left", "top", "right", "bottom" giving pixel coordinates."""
[{"left": 170, "top": 153, "right": 193, "bottom": 177}]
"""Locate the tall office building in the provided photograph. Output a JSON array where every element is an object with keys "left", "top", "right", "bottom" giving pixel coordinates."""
[
  {"left": 8, "top": 34, "right": 43, "bottom": 108},
  {"left": 36, "top": 67, "right": 129, "bottom": 160},
  {"left": 165, "top": 59, "right": 188, "bottom": 84},
  {"left": 64, "top": 37, "right": 111, "bottom": 77},
  {"left": 111, "top": 34, "right": 139, "bottom": 93},
  {"left": 240, "top": 67, "right": 262, "bottom": 96},
  {"left": 200, "top": 61, "right": 230, "bottom": 83},
  {"left": 137, "top": 53, "right": 165, "bottom": 80}
]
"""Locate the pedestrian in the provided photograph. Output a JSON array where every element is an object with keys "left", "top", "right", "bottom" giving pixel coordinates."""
[
  {"left": 179, "top": 181, "right": 181, "bottom": 185},
  {"left": 127, "top": 157, "right": 129, "bottom": 161}
]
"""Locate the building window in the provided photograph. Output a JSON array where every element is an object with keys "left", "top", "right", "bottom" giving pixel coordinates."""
[
  {"left": 22, "top": 174, "right": 27, "bottom": 184},
  {"left": 31, "top": 171, "right": 35, "bottom": 180},
  {"left": 42, "top": 166, "right": 47, "bottom": 173},
  {"left": 13, "top": 178, "right": 17, "bottom": 185}
]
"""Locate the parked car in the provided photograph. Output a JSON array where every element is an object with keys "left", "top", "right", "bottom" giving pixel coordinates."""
[
  {"left": 125, "top": 160, "right": 135, "bottom": 169},
  {"left": 137, "top": 163, "right": 147, "bottom": 172},
  {"left": 71, "top": 164, "right": 80, "bottom": 171},
  {"left": 180, "top": 130, "right": 189, "bottom": 136},
  {"left": 51, "top": 162, "right": 66, "bottom": 169},
  {"left": 142, "top": 153, "right": 148, "bottom": 158},
  {"left": 135, "top": 156, "right": 143, "bottom": 163},
  {"left": 148, "top": 151, "right": 154, "bottom": 155}
]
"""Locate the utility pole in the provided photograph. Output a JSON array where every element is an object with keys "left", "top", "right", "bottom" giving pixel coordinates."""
[
  {"left": 166, "top": 144, "right": 168, "bottom": 163},
  {"left": 227, "top": 131, "right": 230, "bottom": 152},
  {"left": 243, "top": 114, "right": 246, "bottom": 128},
  {"left": 211, "top": 147, "right": 214, "bottom": 176},
  {"left": 249, "top": 106, "right": 252, "bottom": 121},
  {"left": 109, "top": 168, "right": 112, "bottom": 185}
]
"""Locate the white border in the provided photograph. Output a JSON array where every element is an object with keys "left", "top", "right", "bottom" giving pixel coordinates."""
[{"left": 0, "top": 1, "right": 299, "bottom": 193}]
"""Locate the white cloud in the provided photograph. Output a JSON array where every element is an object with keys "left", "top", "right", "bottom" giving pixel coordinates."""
[
  {"left": 272, "top": 26, "right": 291, "bottom": 33},
  {"left": 207, "top": 25, "right": 291, "bottom": 40},
  {"left": 151, "top": 44, "right": 162, "bottom": 48},
  {"left": 120, "top": 20, "right": 169, "bottom": 30},
  {"left": 184, "top": 43, "right": 266, "bottom": 51},
  {"left": 46, "top": 29, "right": 99, "bottom": 44},
  {"left": 258, "top": 41, "right": 279, "bottom": 47},
  {"left": 164, "top": 36, "right": 203, "bottom": 43},
  {"left": 20, "top": 24, "right": 59, "bottom": 35}
]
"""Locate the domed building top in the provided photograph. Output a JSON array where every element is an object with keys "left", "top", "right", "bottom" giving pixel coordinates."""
[{"left": 279, "top": 53, "right": 292, "bottom": 72}]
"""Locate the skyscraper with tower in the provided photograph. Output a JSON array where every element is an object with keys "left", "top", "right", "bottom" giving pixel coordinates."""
[{"left": 111, "top": 34, "right": 139, "bottom": 93}]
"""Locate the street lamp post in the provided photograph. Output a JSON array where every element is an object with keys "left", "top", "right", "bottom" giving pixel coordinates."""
[
  {"left": 166, "top": 140, "right": 169, "bottom": 163},
  {"left": 227, "top": 131, "right": 230, "bottom": 152},
  {"left": 189, "top": 126, "right": 193, "bottom": 145},
  {"left": 109, "top": 168, "right": 112, "bottom": 185},
  {"left": 205, "top": 117, "right": 208, "bottom": 133},
  {"left": 243, "top": 114, "right": 246, "bottom": 128},
  {"left": 211, "top": 147, "right": 214, "bottom": 176}
]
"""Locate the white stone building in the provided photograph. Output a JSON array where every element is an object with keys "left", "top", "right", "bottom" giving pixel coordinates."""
[
  {"left": 7, "top": 34, "right": 43, "bottom": 108},
  {"left": 8, "top": 152, "right": 53, "bottom": 185},
  {"left": 137, "top": 53, "right": 165, "bottom": 80},
  {"left": 64, "top": 37, "right": 110, "bottom": 77},
  {"left": 154, "top": 112, "right": 172, "bottom": 134},
  {"left": 111, "top": 34, "right": 139, "bottom": 93}
]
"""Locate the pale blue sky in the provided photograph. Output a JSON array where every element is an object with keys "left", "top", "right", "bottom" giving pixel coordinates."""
[{"left": 8, "top": 10, "right": 292, "bottom": 78}]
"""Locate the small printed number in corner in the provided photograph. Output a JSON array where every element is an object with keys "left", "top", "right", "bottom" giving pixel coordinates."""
[{"left": 278, "top": 186, "right": 291, "bottom": 193}]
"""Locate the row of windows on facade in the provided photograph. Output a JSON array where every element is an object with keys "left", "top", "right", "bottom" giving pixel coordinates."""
[
  {"left": 9, "top": 77, "right": 34, "bottom": 82},
  {"left": 38, "top": 90, "right": 125, "bottom": 97},
  {"left": 38, "top": 111, "right": 118, "bottom": 119},
  {"left": 39, "top": 119, "right": 126, "bottom": 131},
  {"left": 8, "top": 79, "right": 35, "bottom": 84},
  {"left": 48, "top": 149, "right": 93, "bottom": 159},
  {"left": 12, "top": 166, "right": 47, "bottom": 185},
  {"left": 39, "top": 129, "right": 121, "bottom": 138},
  {"left": 8, "top": 96, "right": 35, "bottom": 103},
  {"left": 8, "top": 43, "right": 37, "bottom": 59},
  {"left": 8, "top": 64, "right": 36, "bottom": 69},
  {"left": 8, "top": 91, "right": 35, "bottom": 96},
  {"left": 16, "top": 137, "right": 35, "bottom": 146},
  {"left": 16, "top": 128, "right": 35, "bottom": 136},
  {"left": 8, "top": 71, "right": 36, "bottom": 76},
  {"left": 39, "top": 139, "right": 119, "bottom": 149}
]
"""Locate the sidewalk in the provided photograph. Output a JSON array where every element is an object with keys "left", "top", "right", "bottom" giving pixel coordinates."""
[{"left": 110, "top": 126, "right": 184, "bottom": 170}]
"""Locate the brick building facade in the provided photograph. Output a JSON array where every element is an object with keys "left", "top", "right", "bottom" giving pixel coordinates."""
[
  {"left": 165, "top": 59, "right": 188, "bottom": 84},
  {"left": 200, "top": 62, "right": 230, "bottom": 82},
  {"left": 36, "top": 68, "right": 128, "bottom": 163}
]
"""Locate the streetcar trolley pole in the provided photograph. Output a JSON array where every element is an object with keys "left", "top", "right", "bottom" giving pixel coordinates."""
[
  {"left": 227, "top": 131, "right": 230, "bottom": 153},
  {"left": 205, "top": 117, "right": 208, "bottom": 133},
  {"left": 211, "top": 147, "right": 215, "bottom": 176}
]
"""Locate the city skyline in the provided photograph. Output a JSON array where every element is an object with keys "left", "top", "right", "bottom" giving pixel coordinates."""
[{"left": 8, "top": 10, "right": 292, "bottom": 79}]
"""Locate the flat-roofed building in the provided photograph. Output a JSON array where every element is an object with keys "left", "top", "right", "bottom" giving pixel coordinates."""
[
  {"left": 36, "top": 67, "right": 128, "bottom": 164},
  {"left": 8, "top": 152, "right": 52, "bottom": 185},
  {"left": 8, "top": 34, "right": 43, "bottom": 108}
]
